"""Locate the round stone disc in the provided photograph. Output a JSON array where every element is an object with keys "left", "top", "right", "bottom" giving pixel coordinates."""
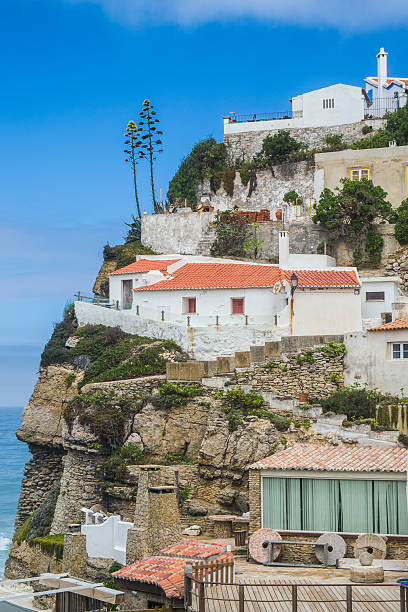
[
  {"left": 315, "top": 532, "right": 346, "bottom": 566},
  {"left": 249, "top": 528, "right": 282, "bottom": 564},
  {"left": 354, "top": 533, "right": 387, "bottom": 559}
]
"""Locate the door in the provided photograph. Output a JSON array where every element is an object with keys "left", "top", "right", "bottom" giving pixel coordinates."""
[{"left": 122, "top": 279, "right": 133, "bottom": 309}]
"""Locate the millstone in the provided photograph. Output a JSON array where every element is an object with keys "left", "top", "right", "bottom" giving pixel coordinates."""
[
  {"left": 315, "top": 532, "right": 347, "bottom": 566},
  {"left": 350, "top": 565, "right": 384, "bottom": 583},
  {"left": 249, "top": 528, "right": 282, "bottom": 564},
  {"left": 354, "top": 533, "right": 387, "bottom": 560}
]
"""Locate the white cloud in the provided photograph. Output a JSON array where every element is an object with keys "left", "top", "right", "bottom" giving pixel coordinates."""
[{"left": 66, "top": 0, "right": 408, "bottom": 30}]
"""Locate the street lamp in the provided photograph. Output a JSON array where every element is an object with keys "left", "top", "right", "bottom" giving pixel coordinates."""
[
  {"left": 290, "top": 273, "right": 299, "bottom": 296},
  {"left": 289, "top": 273, "right": 299, "bottom": 336}
]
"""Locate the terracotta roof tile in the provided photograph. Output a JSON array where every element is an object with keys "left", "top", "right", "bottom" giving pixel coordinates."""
[
  {"left": 249, "top": 443, "right": 407, "bottom": 472},
  {"left": 110, "top": 259, "right": 180, "bottom": 275},
  {"left": 133, "top": 263, "right": 360, "bottom": 291},
  {"left": 365, "top": 76, "right": 408, "bottom": 89},
  {"left": 113, "top": 539, "right": 232, "bottom": 599},
  {"left": 368, "top": 316, "right": 408, "bottom": 332}
]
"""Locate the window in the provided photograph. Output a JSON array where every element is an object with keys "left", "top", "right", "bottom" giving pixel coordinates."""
[
  {"left": 392, "top": 343, "right": 408, "bottom": 360},
  {"left": 231, "top": 298, "right": 244, "bottom": 314},
  {"left": 350, "top": 168, "right": 370, "bottom": 181},
  {"left": 262, "top": 476, "right": 408, "bottom": 534},
  {"left": 182, "top": 297, "right": 196, "bottom": 314},
  {"left": 366, "top": 291, "right": 385, "bottom": 301},
  {"left": 323, "top": 98, "right": 335, "bottom": 109}
]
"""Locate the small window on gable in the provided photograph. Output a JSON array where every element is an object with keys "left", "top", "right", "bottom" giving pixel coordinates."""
[
  {"left": 351, "top": 168, "right": 370, "bottom": 181},
  {"left": 323, "top": 98, "right": 335, "bottom": 109},
  {"left": 366, "top": 291, "right": 385, "bottom": 301},
  {"left": 392, "top": 343, "right": 408, "bottom": 360},
  {"left": 182, "top": 297, "right": 196, "bottom": 314},
  {"left": 231, "top": 298, "right": 244, "bottom": 315}
]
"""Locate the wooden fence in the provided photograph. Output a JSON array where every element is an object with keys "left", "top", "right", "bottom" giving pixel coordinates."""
[{"left": 184, "top": 572, "right": 407, "bottom": 612}]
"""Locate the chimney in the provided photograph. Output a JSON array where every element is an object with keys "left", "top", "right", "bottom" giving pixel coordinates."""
[
  {"left": 279, "top": 231, "right": 289, "bottom": 267},
  {"left": 377, "top": 47, "right": 388, "bottom": 91}
]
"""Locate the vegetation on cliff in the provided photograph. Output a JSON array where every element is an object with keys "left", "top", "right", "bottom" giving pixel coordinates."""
[
  {"left": 41, "top": 316, "right": 184, "bottom": 386},
  {"left": 13, "top": 480, "right": 61, "bottom": 546},
  {"left": 103, "top": 240, "right": 156, "bottom": 269}
]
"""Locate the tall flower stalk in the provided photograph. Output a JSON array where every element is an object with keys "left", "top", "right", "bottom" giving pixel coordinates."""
[
  {"left": 137, "top": 99, "right": 163, "bottom": 213},
  {"left": 124, "top": 120, "right": 142, "bottom": 218}
]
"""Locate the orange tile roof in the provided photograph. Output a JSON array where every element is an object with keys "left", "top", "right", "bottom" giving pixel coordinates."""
[
  {"left": 368, "top": 316, "right": 408, "bottom": 332},
  {"left": 134, "top": 263, "right": 360, "bottom": 291},
  {"left": 249, "top": 443, "right": 407, "bottom": 472},
  {"left": 365, "top": 76, "right": 408, "bottom": 90},
  {"left": 110, "top": 259, "right": 180, "bottom": 275},
  {"left": 113, "top": 539, "right": 232, "bottom": 599}
]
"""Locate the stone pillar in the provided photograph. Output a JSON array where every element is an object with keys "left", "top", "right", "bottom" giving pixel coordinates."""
[
  {"left": 126, "top": 467, "right": 182, "bottom": 563},
  {"left": 62, "top": 533, "right": 87, "bottom": 578},
  {"left": 248, "top": 469, "right": 261, "bottom": 533}
]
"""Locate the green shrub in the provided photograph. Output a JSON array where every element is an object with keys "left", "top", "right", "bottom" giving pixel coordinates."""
[
  {"left": 32, "top": 534, "right": 64, "bottom": 560},
  {"left": 361, "top": 125, "right": 373, "bottom": 135},
  {"left": 283, "top": 190, "right": 302, "bottom": 206},
  {"left": 65, "top": 372, "right": 75, "bottom": 388},
  {"left": 178, "top": 487, "right": 190, "bottom": 505},
  {"left": 253, "top": 131, "right": 306, "bottom": 167},
  {"left": 105, "top": 443, "right": 144, "bottom": 480},
  {"left": 224, "top": 388, "right": 264, "bottom": 411},
  {"left": 210, "top": 207, "right": 249, "bottom": 257},
  {"left": 239, "top": 167, "right": 251, "bottom": 187},
  {"left": 167, "top": 138, "right": 228, "bottom": 205},
  {"left": 40, "top": 306, "right": 77, "bottom": 367},
  {"left": 165, "top": 454, "right": 196, "bottom": 465},
  {"left": 152, "top": 382, "right": 204, "bottom": 409},
  {"left": 321, "top": 387, "right": 376, "bottom": 421},
  {"left": 395, "top": 199, "right": 408, "bottom": 245},
  {"left": 104, "top": 561, "right": 123, "bottom": 590},
  {"left": 296, "top": 350, "right": 315, "bottom": 365},
  {"left": 322, "top": 134, "right": 346, "bottom": 151},
  {"left": 29, "top": 480, "right": 61, "bottom": 541},
  {"left": 365, "top": 226, "right": 384, "bottom": 266},
  {"left": 398, "top": 433, "right": 408, "bottom": 447},
  {"left": 14, "top": 516, "right": 32, "bottom": 545},
  {"left": 317, "top": 342, "right": 346, "bottom": 356},
  {"left": 223, "top": 169, "right": 236, "bottom": 196},
  {"left": 65, "top": 390, "right": 139, "bottom": 450}
]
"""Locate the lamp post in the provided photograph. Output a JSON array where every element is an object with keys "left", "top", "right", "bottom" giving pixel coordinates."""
[{"left": 289, "top": 273, "right": 298, "bottom": 336}]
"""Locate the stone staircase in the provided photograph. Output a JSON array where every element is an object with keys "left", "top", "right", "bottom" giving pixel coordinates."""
[{"left": 196, "top": 225, "right": 217, "bottom": 255}]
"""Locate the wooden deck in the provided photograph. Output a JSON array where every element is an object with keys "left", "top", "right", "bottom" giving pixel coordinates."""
[{"left": 190, "top": 577, "right": 402, "bottom": 611}]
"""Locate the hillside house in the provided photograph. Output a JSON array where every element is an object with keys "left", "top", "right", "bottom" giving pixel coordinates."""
[
  {"left": 360, "top": 276, "right": 402, "bottom": 322},
  {"left": 108, "top": 250, "right": 362, "bottom": 338},
  {"left": 249, "top": 444, "right": 408, "bottom": 536},
  {"left": 345, "top": 315, "right": 408, "bottom": 396},
  {"left": 224, "top": 48, "right": 407, "bottom": 137},
  {"left": 315, "top": 144, "right": 408, "bottom": 208}
]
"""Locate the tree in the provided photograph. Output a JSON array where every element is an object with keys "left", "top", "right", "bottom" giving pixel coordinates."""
[
  {"left": 283, "top": 190, "right": 302, "bottom": 206},
  {"left": 137, "top": 99, "right": 163, "bottom": 213},
  {"left": 253, "top": 131, "right": 305, "bottom": 167},
  {"left": 123, "top": 121, "right": 142, "bottom": 219},
  {"left": 395, "top": 199, "right": 408, "bottom": 245},
  {"left": 385, "top": 104, "right": 408, "bottom": 146},
  {"left": 313, "top": 178, "right": 393, "bottom": 266},
  {"left": 167, "top": 138, "right": 228, "bottom": 205}
]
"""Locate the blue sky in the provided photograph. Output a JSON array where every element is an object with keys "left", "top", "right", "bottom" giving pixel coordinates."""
[{"left": 0, "top": 0, "right": 407, "bottom": 406}]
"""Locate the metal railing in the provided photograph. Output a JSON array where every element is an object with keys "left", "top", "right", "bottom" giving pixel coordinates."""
[
  {"left": 230, "top": 110, "right": 302, "bottom": 123},
  {"left": 185, "top": 574, "right": 405, "bottom": 612},
  {"left": 364, "top": 97, "right": 401, "bottom": 118},
  {"left": 74, "top": 292, "right": 116, "bottom": 309}
]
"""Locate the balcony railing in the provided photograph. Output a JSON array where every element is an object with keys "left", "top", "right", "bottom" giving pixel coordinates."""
[
  {"left": 230, "top": 110, "right": 303, "bottom": 123},
  {"left": 364, "top": 97, "right": 401, "bottom": 118}
]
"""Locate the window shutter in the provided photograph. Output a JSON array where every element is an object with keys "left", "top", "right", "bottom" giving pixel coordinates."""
[{"left": 232, "top": 298, "right": 244, "bottom": 314}]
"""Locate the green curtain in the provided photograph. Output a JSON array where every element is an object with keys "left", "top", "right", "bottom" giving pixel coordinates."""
[
  {"left": 339, "top": 480, "right": 373, "bottom": 533},
  {"left": 262, "top": 478, "right": 301, "bottom": 530},
  {"left": 302, "top": 479, "right": 340, "bottom": 531},
  {"left": 262, "top": 477, "right": 408, "bottom": 535}
]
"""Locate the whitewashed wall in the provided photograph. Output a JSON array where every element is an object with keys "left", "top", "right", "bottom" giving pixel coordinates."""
[
  {"left": 75, "top": 301, "right": 283, "bottom": 360},
  {"left": 81, "top": 515, "right": 133, "bottom": 565},
  {"left": 344, "top": 328, "right": 408, "bottom": 395},
  {"left": 141, "top": 210, "right": 214, "bottom": 254},
  {"left": 360, "top": 278, "right": 401, "bottom": 319},
  {"left": 290, "top": 290, "right": 362, "bottom": 336}
]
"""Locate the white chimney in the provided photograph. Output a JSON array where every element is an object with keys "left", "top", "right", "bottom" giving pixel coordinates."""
[
  {"left": 279, "top": 231, "right": 289, "bottom": 267},
  {"left": 377, "top": 47, "right": 388, "bottom": 91}
]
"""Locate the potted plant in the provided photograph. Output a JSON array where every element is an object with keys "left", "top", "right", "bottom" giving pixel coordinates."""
[{"left": 299, "top": 384, "right": 309, "bottom": 404}]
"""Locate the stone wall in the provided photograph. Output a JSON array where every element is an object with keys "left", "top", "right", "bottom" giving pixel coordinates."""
[
  {"left": 233, "top": 344, "right": 345, "bottom": 402},
  {"left": 15, "top": 444, "right": 64, "bottom": 526},
  {"left": 334, "top": 224, "right": 399, "bottom": 268},
  {"left": 141, "top": 209, "right": 214, "bottom": 254},
  {"left": 197, "top": 164, "right": 316, "bottom": 213},
  {"left": 224, "top": 119, "right": 383, "bottom": 161},
  {"left": 385, "top": 245, "right": 408, "bottom": 292},
  {"left": 51, "top": 450, "right": 106, "bottom": 534}
]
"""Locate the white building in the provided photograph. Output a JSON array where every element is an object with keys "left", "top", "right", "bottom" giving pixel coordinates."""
[
  {"left": 345, "top": 316, "right": 408, "bottom": 396},
  {"left": 224, "top": 47, "right": 407, "bottom": 136},
  {"left": 364, "top": 48, "right": 408, "bottom": 118},
  {"left": 360, "top": 276, "right": 402, "bottom": 322}
]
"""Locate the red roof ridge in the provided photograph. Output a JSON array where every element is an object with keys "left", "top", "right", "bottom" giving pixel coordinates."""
[
  {"left": 249, "top": 443, "right": 407, "bottom": 472},
  {"left": 368, "top": 316, "right": 408, "bottom": 332},
  {"left": 111, "top": 259, "right": 180, "bottom": 275}
]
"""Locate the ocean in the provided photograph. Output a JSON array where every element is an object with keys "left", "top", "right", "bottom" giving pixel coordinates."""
[{"left": 0, "top": 407, "right": 29, "bottom": 577}]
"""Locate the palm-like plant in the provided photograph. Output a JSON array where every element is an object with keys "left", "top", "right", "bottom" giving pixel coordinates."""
[
  {"left": 124, "top": 120, "right": 142, "bottom": 218},
  {"left": 137, "top": 99, "right": 163, "bottom": 213}
]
